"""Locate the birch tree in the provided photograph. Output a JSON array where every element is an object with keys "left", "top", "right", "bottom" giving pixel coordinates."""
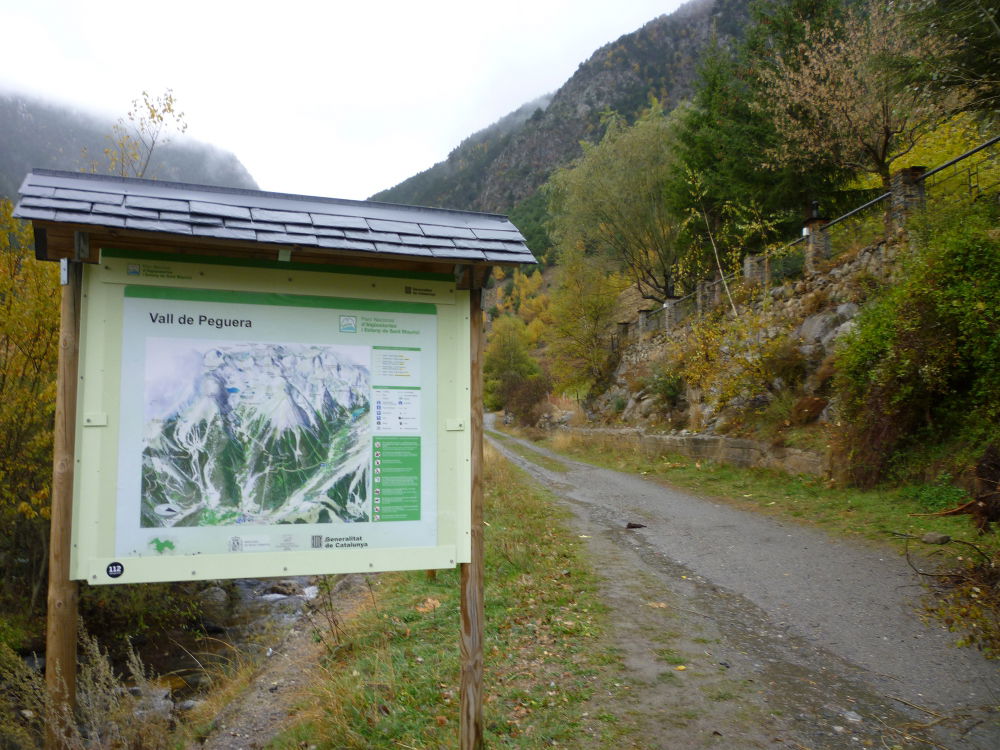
[{"left": 85, "top": 89, "right": 187, "bottom": 178}]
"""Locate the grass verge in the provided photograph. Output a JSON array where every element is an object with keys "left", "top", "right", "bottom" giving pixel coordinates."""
[
  {"left": 486, "top": 427, "right": 569, "bottom": 473},
  {"left": 271, "top": 444, "right": 623, "bottom": 748}
]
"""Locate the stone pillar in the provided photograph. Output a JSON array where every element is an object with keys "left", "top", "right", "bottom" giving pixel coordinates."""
[
  {"left": 743, "top": 253, "right": 771, "bottom": 286},
  {"left": 696, "top": 281, "right": 711, "bottom": 314},
  {"left": 803, "top": 202, "right": 830, "bottom": 275},
  {"left": 617, "top": 321, "right": 629, "bottom": 344},
  {"left": 663, "top": 300, "right": 677, "bottom": 328},
  {"left": 890, "top": 166, "right": 926, "bottom": 232}
]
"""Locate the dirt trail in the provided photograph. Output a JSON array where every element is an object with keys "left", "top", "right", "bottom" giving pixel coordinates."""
[
  {"left": 192, "top": 575, "right": 369, "bottom": 750},
  {"left": 488, "top": 426, "right": 1000, "bottom": 749},
  {"left": 194, "top": 622, "right": 323, "bottom": 750}
]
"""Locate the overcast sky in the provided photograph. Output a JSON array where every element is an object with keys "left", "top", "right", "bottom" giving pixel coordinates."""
[{"left": 0, "top": 0, "right": 686, "bottom": 200}]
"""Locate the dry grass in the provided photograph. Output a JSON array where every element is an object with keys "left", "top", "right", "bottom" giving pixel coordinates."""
[{"left": 1, "top": 630, "right": 174, "bottom": 749}]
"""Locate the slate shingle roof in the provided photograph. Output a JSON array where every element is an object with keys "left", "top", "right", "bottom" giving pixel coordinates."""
[{"left": 14, "top": 169, "right": 535, "bottom": 266}]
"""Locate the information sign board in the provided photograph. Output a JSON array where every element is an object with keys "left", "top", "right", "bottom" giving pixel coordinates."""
[{"left": 71, "top": 251, "right": 472, "bottom": 584}]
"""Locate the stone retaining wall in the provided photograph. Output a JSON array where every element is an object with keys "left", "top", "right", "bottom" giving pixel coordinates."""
[{"left": 570, "top": 426, "right": 829, "bottom": 478}]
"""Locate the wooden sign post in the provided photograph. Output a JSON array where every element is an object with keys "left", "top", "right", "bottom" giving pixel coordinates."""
[
  {"left": 460, "top": 289, "right": 485, "bottom": 749},
  {"left": 46, "top": 260, "right": 81, "bottom": 748}
]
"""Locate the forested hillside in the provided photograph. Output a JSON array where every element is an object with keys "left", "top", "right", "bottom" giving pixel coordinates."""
[
  {"left": 478, "top": 0, "right": 997, "bottom": 490},
  {"left": 0, "top": 92, "right": 258, "bottom": 200},
  {"left": 475, "top": 0, "right": 999, "bottom": 653},
  {"left": 373, "top": 0, "right": 752, "bottom": 214}
]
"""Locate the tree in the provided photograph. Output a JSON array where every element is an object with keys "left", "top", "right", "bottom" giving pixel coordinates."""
[
  {"left": 494, "top": 267, "right": 545, "bottom": 320},
  {"left": 743, "top": 0, "right": 847, "bottom": 62},
  {"left": 757, "top": 1, "right": 967, "bottom": 188},
  {"left": 0, "top": 199, "right": 59, "bottom": 620},
  {"left": 544, "top": 246, "right": 629, "bottom": 397},
  {"left": 900, "top": 0, "right": 1000, "bottom": 117},
  {"left": 84, "top": 89, "right": 187, "bottom": 178},
  {"left": 546, "top": 106, "right": 683, "bottom": 304},
  {"left": 667, "top": 31, "right": 849, "bottom": 246},
  {"left": 483, "top": 316, "right": 540, "bottom": 412}
]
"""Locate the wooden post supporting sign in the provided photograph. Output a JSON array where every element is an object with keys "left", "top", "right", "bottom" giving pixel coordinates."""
[
  {"left": 46, "top": 259, "right": 82, "bottom": 748},
  {"left": 460, "top": 287, "right": 485, "bottom": 749}
]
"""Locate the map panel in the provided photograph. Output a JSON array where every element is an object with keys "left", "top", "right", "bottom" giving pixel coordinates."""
[{"left": 113, "top": 286, "right": 439, "bottom": 559}]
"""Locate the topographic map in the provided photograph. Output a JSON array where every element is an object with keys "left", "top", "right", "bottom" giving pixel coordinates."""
[{"left": 140, "top": 340, "right": 371, "bottom": 527}]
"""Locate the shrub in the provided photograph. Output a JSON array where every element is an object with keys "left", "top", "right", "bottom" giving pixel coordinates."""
[
  {"left": 834, "top": 200, "right": 1000, "bottom": 487},
  {"left": 670, "top": 307, "right": 791, "bottom": 411},
  {"left": 799, "top": 288, "right": 829, "bottom": 316},
  {"left": 646, "top": 364, "right": 685, "bottom": 408},
  {"left": 807, "top": 353, "right": 838, "bottom": 396},
  {"left": 790, "top": 396, "right": 828, "bottom": 426},
  {"left": 79, "top": 583, "right": 203, "bottom": 657},
  {"left": 846, "top": 271, "right": 883, "bottom": 304},
  {"left": 761, "top": 337, "right": 809, "bottom": 388},
  {"left": 506, "top": 372, "right": 553, "bottom": 426}
]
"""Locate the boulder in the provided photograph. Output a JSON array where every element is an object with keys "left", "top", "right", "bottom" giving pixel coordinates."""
[
  {"left": 197, "top": 585, "right": 228, "bottom": 607},
  {"left": 265, "top": 580, "right": 304, "bottom": 597},
  {"left": 797, "top": 311, "right": 840, "bottom": 343}
]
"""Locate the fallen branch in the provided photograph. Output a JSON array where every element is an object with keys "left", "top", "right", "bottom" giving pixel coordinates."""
[
  {"left": 873, "top": 715, "right": 949, "bottom": 750},
  {"left": 886, "top": 694, "right": 945, "bottom": 718},
  {"left": 892, "top": 530, "right": 993, "bottom": 577},
  {"left": 892, "top": 534, "right": 971, "bottom": 581},
  {"left": 910, "top": 499, "right": 979, "bottom": 518}
]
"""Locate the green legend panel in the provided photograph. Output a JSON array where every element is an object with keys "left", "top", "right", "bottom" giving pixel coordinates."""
[{"left": 373, "top": 436, "right": 421, "bottom": 522}]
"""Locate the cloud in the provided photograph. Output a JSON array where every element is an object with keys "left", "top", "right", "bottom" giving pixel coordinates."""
[{"left": 0, "top": 0, "right": 682, "bottom": 199}]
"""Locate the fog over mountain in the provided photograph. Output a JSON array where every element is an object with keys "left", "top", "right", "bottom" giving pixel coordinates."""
[{"left": 0, "top": 91, "right": 258, "bottom": 200}]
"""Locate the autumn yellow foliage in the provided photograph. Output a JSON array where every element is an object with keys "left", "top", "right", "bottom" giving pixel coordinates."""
[
  {"left": 0, "top": 199, "right": 59, "bottom": 616},
  {"left": 668, "top": 306, "right": 789, "bottom": 411}
]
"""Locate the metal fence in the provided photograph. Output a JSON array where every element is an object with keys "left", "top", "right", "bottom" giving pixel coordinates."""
[
  {"left": 823, "top": 189, "right": 891, "bottom": 260},
  {"left": 920, "top": 134, "right": 999, "bottom": 202},
  {"left": 611, "top": 136, "right": 998, "bottom": 343}
]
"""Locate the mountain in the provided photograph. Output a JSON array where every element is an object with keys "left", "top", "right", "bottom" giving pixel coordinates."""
[
  {"left": 142, "top": 343, "right": 371, "bottom": 527},
  {"left": 0, "top": 92, "right": 258, "bottom": 200},
  {"left": 372, "top": 0, "right": 752, "bottom": 214}
]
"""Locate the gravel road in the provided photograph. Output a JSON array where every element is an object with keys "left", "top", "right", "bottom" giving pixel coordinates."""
[{"left": 487, "top": 425, "right": 999, "bottom": 749}]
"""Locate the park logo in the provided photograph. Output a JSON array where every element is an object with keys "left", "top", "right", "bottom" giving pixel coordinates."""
[{"left": 404, "top": 285, "right": 435, "bottom": 297}]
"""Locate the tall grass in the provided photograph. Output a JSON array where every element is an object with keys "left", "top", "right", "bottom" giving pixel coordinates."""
[{"left": 0, "top": 630, "right": 174, "bottom": 749}]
